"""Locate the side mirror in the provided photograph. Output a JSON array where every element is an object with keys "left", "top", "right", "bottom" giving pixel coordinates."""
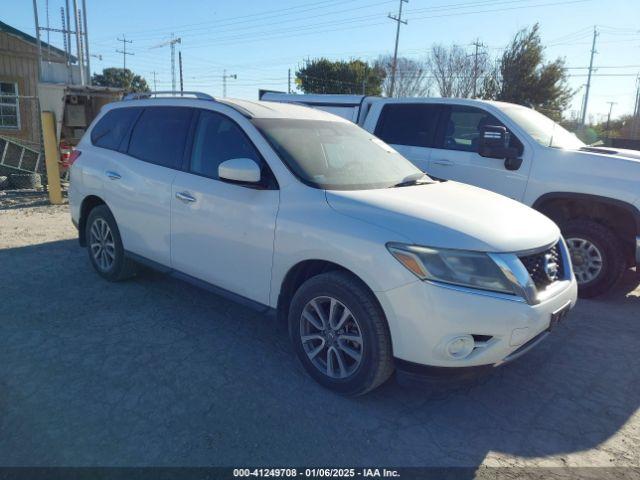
[
  {"left": 218, "top": 158, "right": 261, "bottom": 184},
  {"left": 478, "top": 125, "right": 522, "bottom": 170}
]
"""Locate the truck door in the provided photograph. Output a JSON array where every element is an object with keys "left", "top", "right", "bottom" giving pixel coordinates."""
[
  {"left": 372, "top": 103, "right": 442, "bottom": 174},
  {"left": 429, "top": 105, "right": 530, "bottom": 200}
]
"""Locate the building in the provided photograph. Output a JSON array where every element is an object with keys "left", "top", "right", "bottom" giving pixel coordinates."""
[{"left": 0, "top": 20, "right": 76, "bottom": 150}]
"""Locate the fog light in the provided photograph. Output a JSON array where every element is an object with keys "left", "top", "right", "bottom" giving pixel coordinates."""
[{"left": 446, "top": 335, "right": 475, "bottom": 359}]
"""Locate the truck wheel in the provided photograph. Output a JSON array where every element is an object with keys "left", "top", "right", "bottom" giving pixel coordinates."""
[
  {"left": 85, "top": 205, "right": 137, "bottom": 281},
  {"left": 563, "top": 219, "right": 625, "bottom": 298},
  {"left": 288, "top": 271, "right": 394, "bottom": 396}
]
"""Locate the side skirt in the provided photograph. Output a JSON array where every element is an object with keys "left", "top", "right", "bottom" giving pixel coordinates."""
[{"left": 125, "top": 251, "right": 276, "bottom": 316}]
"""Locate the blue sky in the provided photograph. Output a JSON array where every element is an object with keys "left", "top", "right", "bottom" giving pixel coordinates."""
[{"left": 8, "top": 0, "right": 640, "bottom": 120}]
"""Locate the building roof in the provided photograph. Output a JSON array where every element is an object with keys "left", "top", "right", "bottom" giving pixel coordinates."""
[{"left": 0, "top": 20, "right": 77, "bottom": 63}]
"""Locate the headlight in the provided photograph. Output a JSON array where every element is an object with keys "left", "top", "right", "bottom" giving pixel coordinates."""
[{"left": 386, "top": 242, "right": 516, "bottom": 295}]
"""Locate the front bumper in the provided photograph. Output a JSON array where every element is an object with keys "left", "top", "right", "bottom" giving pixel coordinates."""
[{"left": 376, "top": 274, "right": 578, "bottom": 369}]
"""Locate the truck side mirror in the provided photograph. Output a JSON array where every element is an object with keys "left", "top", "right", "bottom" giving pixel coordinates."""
[{"left": 478, "top": 125, "right": 522, "bottom": 171}]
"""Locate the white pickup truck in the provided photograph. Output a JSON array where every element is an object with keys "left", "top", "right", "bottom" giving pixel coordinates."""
[{"left": 260, "top": 92, "right": 640, "bottom": 297}]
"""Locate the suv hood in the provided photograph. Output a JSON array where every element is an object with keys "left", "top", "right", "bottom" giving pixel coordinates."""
[{"left": 325, "top": 181, "right": 559, "bottom": 253}]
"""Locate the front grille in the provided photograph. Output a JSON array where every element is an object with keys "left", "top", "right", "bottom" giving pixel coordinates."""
[{"left": 519, "top": 243, "right": 564, "bottom": 290}]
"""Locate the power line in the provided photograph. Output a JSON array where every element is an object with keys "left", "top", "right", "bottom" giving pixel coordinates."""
[
  {"left": 168, "top": 0, "right": 590, "bottom": 50},
  {"left": 91, "top": 0, "right": 376, "bottom": 42}
]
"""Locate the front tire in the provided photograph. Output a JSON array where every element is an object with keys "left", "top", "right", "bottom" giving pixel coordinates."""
[
  {"left": 288, "top": 271, "right": 394, "bottom": 396},
  {"left": 85, "top": 205, "right": 137, "bottom": 281},
  {"left": 563, "top": 219, "right": 625, "bottom": 298}
]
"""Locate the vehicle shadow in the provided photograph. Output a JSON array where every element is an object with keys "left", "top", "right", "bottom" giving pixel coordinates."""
[{"left": 0, "top": 239, "right": 638, "bottom": 467}]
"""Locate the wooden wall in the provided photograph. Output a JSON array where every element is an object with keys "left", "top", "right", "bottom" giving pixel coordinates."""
[{"left": 0, "top": 31, "right": 67, "bottom": 146}]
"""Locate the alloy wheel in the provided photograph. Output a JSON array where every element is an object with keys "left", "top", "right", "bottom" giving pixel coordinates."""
[
  {"left": 89, "top": 218, "right": 116, "bottom": 272},
  {"left": 567, "top": 237, "right": 603, "bottom": 284},
  {"left": 299, "top": 296, "right": 364, "bottom": 379}
]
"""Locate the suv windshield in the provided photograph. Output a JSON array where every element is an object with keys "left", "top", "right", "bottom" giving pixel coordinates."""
[
  {"left": 252, "top": 118, "right": 429, "bottom": 190},
  {"left": 498, "top": 104, "right": 585, "bottom": 150}
]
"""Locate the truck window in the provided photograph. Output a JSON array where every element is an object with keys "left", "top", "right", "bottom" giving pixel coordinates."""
[
  {"left": 374, "top": 104, "right": 441, "bottom": 148},
  {"left": 440, "top": 105, "right": 523, "bottom": 154}
]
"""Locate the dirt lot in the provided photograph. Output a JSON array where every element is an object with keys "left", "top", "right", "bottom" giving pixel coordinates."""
[{"left": 1, "top": 191, "right": 639, "bottom": 470}]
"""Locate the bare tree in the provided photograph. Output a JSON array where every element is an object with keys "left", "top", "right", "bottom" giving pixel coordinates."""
[
  {"left": 376, "top": 55, "right": 432, "bottom": 98},
  {"left": 428, "top": 44, "right": 487, "bottom": 98}
]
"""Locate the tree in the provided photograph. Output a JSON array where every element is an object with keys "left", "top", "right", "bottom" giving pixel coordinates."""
[
  {"left": 295, "top": 58, "right": 385, "bottom": 95},
  {"left": 428, "top": 44, "right": 481, "bottom": 98},
  {"left": 480, "top": 24, "right": 573, "bottom": 120},
  {"left": 91, "top": 68, "right": 150, "bottom": 93},
  {"left": 375, "top": 55, "right": 432, "bottom": 97}
]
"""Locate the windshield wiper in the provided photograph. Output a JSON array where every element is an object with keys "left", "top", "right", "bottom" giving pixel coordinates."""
[{"left": 390, "top": 174, "right": 431, "bottom": 188}]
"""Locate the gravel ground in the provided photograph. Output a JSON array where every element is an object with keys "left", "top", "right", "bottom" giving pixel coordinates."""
[{"left": 0, "top": 191, "right": 639, "bottom": 470}]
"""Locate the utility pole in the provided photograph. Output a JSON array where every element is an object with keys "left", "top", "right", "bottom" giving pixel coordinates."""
[
  {"left": 580, "top": 26, "right": 599, "bottom": 126},
  {"left": 81, "top": 0, "right": 91, "bottom": 84},
  {"left": 223, "top": 69, "right": 237, "bottom": 98},
  {"left": 288, "top": 68, "right": 291, "bottom": 94},
  {"left": 45, "top": 0, "right": 51, "bottom": 61},
  {"left": 116, "top": 35, "right": 133, "bottom": 72},
  {"left": 150, "top": 34, "right": 181, "bottom": 92},
  {"left": 151, "top": 71, "right": 158, "bottom": 91},
  {"left": 633, "top": 75, "right": 640, "bottom": 139},
  {"left": 170, "top": 34, "right": 180, "bottom": 92},
  {"left": 605, "top": 101, "right": 616, "bottom": 142},
  {"left": 179, "top": 51, "right": 184, "bottom": 95},
  {"left": 72, "top": 0, "right": 85, "bottom": 85},
  {"left": 470, "top": 39, "right": 485, "bottom": 99},
  {"left": 387, "top": 0, "right": 408, "bottom": 98},
  {"left": 65, "top": 0, "right": 72, "bottom": 77},
  {"left": 32, "top": 0, "right": 42, "bottom": 81}
]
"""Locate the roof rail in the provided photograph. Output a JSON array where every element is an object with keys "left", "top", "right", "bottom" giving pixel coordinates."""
[{"left": 123, "top": 91, "right": 215, "bottom": 101}]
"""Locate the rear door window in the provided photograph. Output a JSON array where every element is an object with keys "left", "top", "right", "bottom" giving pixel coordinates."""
[
  {"left": 127, "top": 107, "right": 193, "bottom": 169},
  {"left": 90, "top": 107, "right": 141, "bottom": 151},
  {"left": 374, "top": 104, "right": 441, "bottom": 148}
]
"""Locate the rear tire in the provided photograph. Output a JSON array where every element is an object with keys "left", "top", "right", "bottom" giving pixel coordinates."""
[
  {"left": 85, "top": 205, "right": 137, "bottom": 281},
  {"left": 563, "top": 219, "right": 625, "bottom": 298},
  {"left": 288, "top": 271, "right": 394, "bottom": 396}
]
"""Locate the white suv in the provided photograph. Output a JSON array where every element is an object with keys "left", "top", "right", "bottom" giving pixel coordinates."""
[{"left": 69, "top": 92, "right": 577, "bottom": 395}]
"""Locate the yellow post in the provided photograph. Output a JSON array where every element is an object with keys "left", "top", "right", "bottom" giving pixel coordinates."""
[{"left": 41, "top": 111, "right": 63, "bottom": 205}]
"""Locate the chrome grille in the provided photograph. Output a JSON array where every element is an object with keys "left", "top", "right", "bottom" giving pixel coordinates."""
[{"left": 518, "top": 243, "right": 564, "bottom": 290}]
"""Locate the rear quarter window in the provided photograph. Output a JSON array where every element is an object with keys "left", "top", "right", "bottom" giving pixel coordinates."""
[
  {"left": 127, "top": 107, "right": 193, "bottom": 169},
  {"left": 90, "top": 107, "right": 141, "bottom": 150},
  {"left": 374, "top": 104, "right": 441, "bottom": 148}
]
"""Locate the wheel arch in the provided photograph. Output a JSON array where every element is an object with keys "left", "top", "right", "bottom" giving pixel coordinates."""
[
  {"left": 276, "top": 259, "right": 386, "bottom": 327},
  {"left": 78, "top": 195, "right": 108, "bottom": 246},
  {"left": 533, "top": 192, "right": 639, "bottom": 260}
]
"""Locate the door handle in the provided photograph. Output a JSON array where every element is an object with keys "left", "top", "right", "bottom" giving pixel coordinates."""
[
  {"left": 432, "top": 159, "right": 454, "bottom": 166},
  {"left": 105, "top": 170, "right": 121, "bottom": 180},
  {"left": 175, "top": 191, "right": 197, "bottom": 203}
]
